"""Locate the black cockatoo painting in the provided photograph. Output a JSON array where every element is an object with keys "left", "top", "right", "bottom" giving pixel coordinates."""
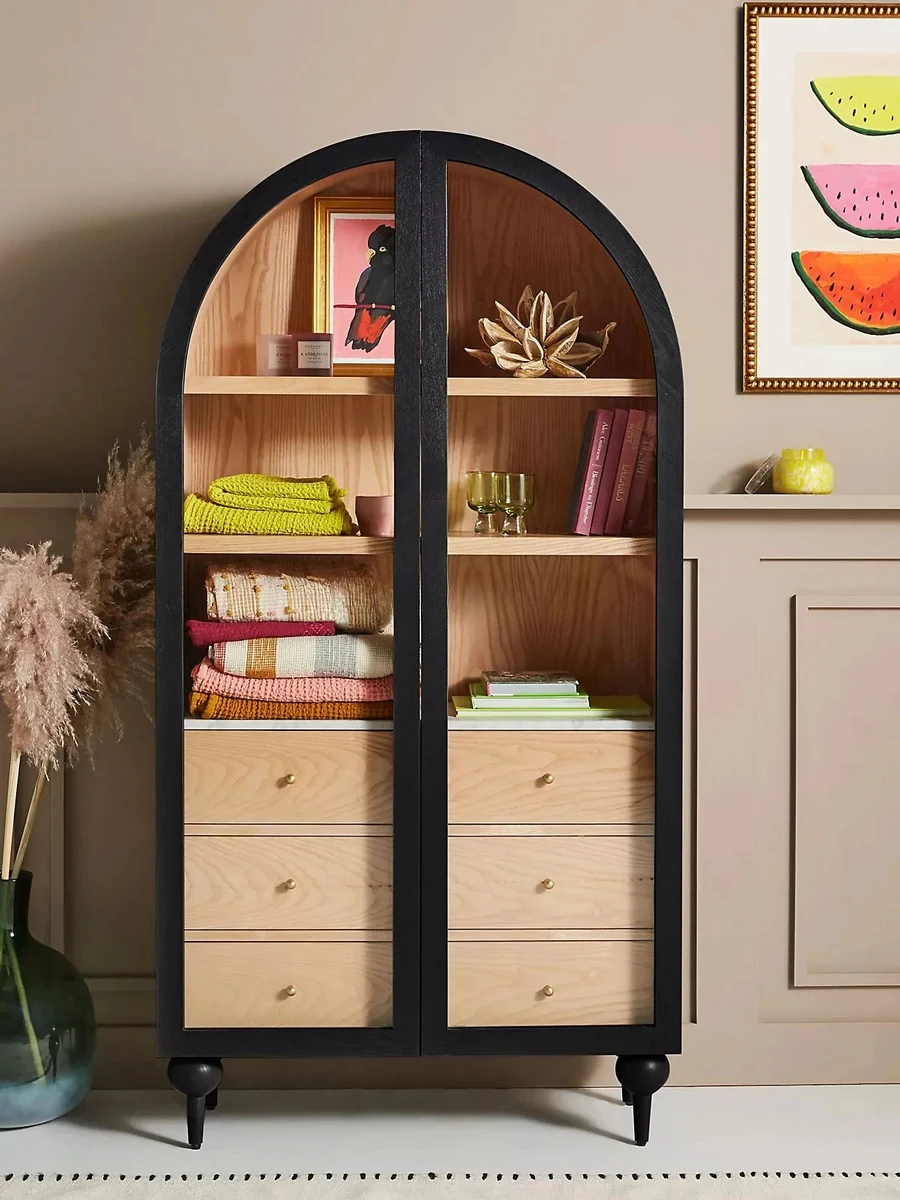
[{"left": 345, "top": 223, "right": 394, "bottom": 352}]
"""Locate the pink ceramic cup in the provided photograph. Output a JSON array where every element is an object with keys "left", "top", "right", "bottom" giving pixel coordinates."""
[{"left": 355, "top": 495, "right": 394, "bottom": 537}]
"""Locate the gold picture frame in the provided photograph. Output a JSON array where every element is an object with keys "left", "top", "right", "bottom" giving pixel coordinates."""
[
  {"left": 744, "top": 3, "right": 900, "bottom": 392},
  {"left": 314, "top": 195, "right": 395, "bottom": 377}
]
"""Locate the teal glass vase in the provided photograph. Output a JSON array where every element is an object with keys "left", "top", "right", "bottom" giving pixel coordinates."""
[{"left": 0, "top": 871, "right": 95, "bottom": 1128}]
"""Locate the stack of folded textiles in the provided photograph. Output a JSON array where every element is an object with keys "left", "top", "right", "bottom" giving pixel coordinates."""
[
  {"left": 187, "top": 559, "right": 393, "bottom": 721},
  {"left": 183, "top": 473, "right": 353, "bottom": 536}
]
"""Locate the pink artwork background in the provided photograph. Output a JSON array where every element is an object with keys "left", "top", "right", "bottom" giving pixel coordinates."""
[{"left": 330, "top": 212, "right": 395, "bottom": 364}]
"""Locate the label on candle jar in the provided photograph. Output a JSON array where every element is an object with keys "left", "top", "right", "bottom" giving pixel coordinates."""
[
  {"left": 256, "top": 335, "right": 295, "bottom": 375},
  {"left": 296, "top": 335, "right": 333, "bottom": 376},
  {"left": 267, "top": 341, "right": 293, "bottom": 371}
]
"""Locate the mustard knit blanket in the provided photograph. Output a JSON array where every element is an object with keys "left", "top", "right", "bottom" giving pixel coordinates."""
[
  {"left": 184, "top": 474, "right": 352, "bottom": 536},
  {"left": 188, "top": 692, "right": 392, "bottom": 721}
]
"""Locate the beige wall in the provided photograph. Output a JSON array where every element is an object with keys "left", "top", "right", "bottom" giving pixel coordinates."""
[
  {"left": 5, "top": 2, "right": 900, "bottom": 1087},
  {"left": 4, "top": 0, "right": 899, "bottom": 494}
]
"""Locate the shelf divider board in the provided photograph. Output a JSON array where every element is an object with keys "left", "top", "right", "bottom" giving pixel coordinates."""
[
  {"left": 184, "top": 375, "right": 654, "bottom": 398},
  {"left": 185, "top": 376, "right": 393, "bottom": 396},
  {"left": 447, "top": 534, "right": 654, "bottom": 556},
  {"left": 447, "top": 377, "right": 655, "bottom": 397},
  {"left": 183, "top": 535, "right": 393, "bottom": 555},
  {"left": 446, "top": 715, "right": 655, "bottom": 731},
  {"left": 184, "top": 718, "right": 394, "bottom": 731}
]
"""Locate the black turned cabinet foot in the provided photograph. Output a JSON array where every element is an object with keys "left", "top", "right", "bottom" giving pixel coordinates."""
[
  {"left": 167, "top": 1058, "right": 223, "bottom": 1149},
  {"left": 615, "top": 1055, "right": 670, "bottom": 1146}
]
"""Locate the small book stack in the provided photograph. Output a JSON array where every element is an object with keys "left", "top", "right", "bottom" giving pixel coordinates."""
[
  {"left": 568, "top": 408, "right": 656, "bottom": 537},
  {"left": 451, "top": 671, "right": 652, "bottom": 723}
]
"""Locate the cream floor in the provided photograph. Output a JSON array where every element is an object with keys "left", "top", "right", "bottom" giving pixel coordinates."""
[{"left": 2, "top": 1087, "right": 899, "bottom": 1176}]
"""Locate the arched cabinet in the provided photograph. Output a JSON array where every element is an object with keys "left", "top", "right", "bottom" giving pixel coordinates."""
[{"left": 156, "top": 131, "right": 683, "bottom": 1150}]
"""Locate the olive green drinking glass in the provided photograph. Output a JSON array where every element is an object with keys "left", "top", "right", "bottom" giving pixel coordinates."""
[
  {"left": 465, "top": 470, "right": 499, "bottom": 535},
  {"left": 496, "top": 472, "right": 535, "bottom": 536}
]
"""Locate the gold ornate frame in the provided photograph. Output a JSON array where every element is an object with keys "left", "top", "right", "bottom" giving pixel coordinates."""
[
  {"left": 313, "top": 195, "right": 395, "bottom": 377},
  {"left": 743, "top": 2, "right": 900, "bottom": 392}
]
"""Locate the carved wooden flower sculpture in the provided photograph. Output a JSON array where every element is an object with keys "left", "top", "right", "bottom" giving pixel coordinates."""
[{"left": 466, "top": 286, "right": 616, "bottom": 379}]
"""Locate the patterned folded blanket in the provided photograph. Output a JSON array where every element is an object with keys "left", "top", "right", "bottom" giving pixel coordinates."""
[
  {"left": 188, "top": 692, "right": 392, "bottom": 721},
  {"left": 206, "top": 560, "right": 392, "bottom": 633},
  {"left": 192, "top": 659, "right": 393, "bottom": 703},
  {"left": 211, "top": 633, "right": 393, "bottom": 679},
  {"left": 184, "top": 494, "right": 352, "bottom": 536},
  {"left": 186, "top": 619, "right": 334, "bottom": 648},
  {"left": 208, "top": 474, "right": 346, "bottom": 514}
]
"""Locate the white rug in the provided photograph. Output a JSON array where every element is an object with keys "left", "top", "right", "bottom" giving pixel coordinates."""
[{"left": 3, "top": 1175, "right": 900, "bottom": 1198}]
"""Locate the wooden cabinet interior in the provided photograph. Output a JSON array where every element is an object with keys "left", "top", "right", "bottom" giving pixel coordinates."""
[
  {"left": 447, "top": 555, "right": 656, "bottom": 703},
  {"left": 445, "top": 163, "right": 654, "bottom": 381},
  {"left": 186, "top": 163, "right": 395, "bottom": 377}
]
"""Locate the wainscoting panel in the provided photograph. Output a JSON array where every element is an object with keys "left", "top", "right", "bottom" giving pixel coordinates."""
[
  {"left": 755, "top": 562, "right": 900, "bottom": 1028},
  {"left": 793, "top": 594, "right": 900, "bottom": 989}
]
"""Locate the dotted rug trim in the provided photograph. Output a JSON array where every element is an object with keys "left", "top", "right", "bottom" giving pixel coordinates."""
[{"left": 5, "top": 1174, "right": 900, "bottom": 1183}]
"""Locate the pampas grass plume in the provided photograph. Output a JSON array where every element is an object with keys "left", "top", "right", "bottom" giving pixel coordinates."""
[
  {"left": 72, "top": 432, "right": 155, "bottom": 742},
  {"left": 0, "top": 543, "right": 106, "bottom": 768}
]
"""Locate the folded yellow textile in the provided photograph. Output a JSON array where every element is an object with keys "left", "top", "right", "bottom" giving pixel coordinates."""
[
  {"left": 208, "top": 474, "right": 346, "bottom": 515},
  {"left": 188, "top": 691, "right": 392, "bottom": 721},
  {"left": 184, "top": 494, "right": 352, "bottom": 536}
]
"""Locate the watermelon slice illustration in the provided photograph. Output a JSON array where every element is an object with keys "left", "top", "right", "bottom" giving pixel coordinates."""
[
  {"left": 801, "top": 165, "right": 900, "bottom": 237},
  {"left": 810, "top": 76, "right": 900, "bottom": 135},
  {"left": 793, "top": 250, "right": 900, "bottom": 335}
]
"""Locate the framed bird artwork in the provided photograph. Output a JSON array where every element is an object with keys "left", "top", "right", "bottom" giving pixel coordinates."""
[{"left": 314, "top": 196, "right": 395, "bottom": 375}]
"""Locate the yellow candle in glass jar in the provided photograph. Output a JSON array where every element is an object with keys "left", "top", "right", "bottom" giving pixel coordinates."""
[{"left": 772, "top": 448, "right": 834, "bottom": 495}]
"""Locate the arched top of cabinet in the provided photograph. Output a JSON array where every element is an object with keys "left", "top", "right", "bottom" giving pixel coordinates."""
[{"left": 158, "top": 131, "right": 681, "bottom": 422}]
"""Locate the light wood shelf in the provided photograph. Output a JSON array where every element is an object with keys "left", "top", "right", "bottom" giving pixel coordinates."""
[
  {"left": 183, "top": 717, "right": 653, "bottom": 733},
  {"left": 447, "top": 533, "right": 654, "bottom": 556},
  {"left": 684, "top": 493, "right": 900, "bottom": 511},
  {"left": 183, "top": 535, "right": 393, "bottom": 556},
  {"left": 447, "top": 715, "right": 655, "bottom": 731},
  {"left": 184, "top": 719, "right": 394, "bottom": 731},
  {"left": 184, "top": 375, "right": 656, "bottom": 399},
  {"left": 447, "top": 377, "right": 655, "bottom": 397},
  {"left": 185, "top": 376, "right": 393, "bottom": 395}
]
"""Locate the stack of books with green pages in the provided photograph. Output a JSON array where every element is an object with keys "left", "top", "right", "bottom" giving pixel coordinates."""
[{"left": 450, "top": 671, "right": 652, "bottom": 721}]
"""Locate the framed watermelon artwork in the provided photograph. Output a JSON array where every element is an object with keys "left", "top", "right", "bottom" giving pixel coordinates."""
[{"left": 745, "top": 3, "right": 900, "bottom": 391}]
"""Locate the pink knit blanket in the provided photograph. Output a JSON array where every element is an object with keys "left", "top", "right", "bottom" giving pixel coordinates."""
[
  {"left": 191, "top": 659, "right": 393, "bottom": 703},
  {"left": 186, "top": 619, "right": 334, "bottom": 648}
]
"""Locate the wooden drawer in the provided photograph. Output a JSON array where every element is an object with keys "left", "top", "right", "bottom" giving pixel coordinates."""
[
  {"left": 184, "top": 835, "right": 392, "bottom": 930},
  {"left": 184, "top": 730, "right": 392, "bottom": 825},
  {"left": 448, "top": 939, "right": 653, "bottom": 1026},
  {"left": 185, "top": 941, "right": 392, "bottom": 1027},
  {"left": 448, "top": 731, "right": 653, "bottom": 824},
  {"left": 449, "top": 835, "right": 653, "bottom": 929}
]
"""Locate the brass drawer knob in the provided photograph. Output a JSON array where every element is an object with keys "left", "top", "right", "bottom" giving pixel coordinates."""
[
  {"left": 284, "top": 984, "right": 297, "bottom": 997},
  {"left": 541, "top": 773, "right": 554, "bottom": 785},
  {"left": 284, "top": 878, "right": 297, "bottom": 891},
  {"left": 542, "top": 985, "right": 555, "bottom": 997},
  {"left": 284, "top": 773, "right": 297, "bottom": 785},
  {"left": 542, "top": 878, "right": 555, "bottom": 890}
]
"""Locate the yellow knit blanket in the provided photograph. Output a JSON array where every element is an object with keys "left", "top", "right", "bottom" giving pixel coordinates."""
[
  {"left": 209, "top": 474, "right": 345, "bottom": 514},
  {"left": 184, "top": 474, "right": 352, "bottom": 536}
]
